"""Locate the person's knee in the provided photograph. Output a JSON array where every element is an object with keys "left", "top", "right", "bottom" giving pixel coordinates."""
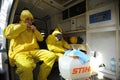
[
  {"left": 16, "top": 65, "right": 34, "bottom": 75},
  {"left": 48, "top": 52, "right": 56, "bottom": 60},
  {"left": 17, "top": 63, "right": 35, "bottom": 72}
]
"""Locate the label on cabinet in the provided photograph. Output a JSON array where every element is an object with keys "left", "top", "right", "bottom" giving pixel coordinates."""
[
  {"left": 71, "top": 19, "right": 77, "bottom": 30},
  {"left": 87, "top": 3, "right": 115, "bottom": 28}
]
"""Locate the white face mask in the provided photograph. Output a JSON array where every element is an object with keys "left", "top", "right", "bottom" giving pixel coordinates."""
[
  {"left": 55, "top": 34, "right": 63, "bottom": 41},
  {"left": 55, "top": 37, "right": 59, "bottom": 41}
]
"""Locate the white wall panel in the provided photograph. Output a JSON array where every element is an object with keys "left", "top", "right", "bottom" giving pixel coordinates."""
[{"left": 87, "top": 31, "right": 116, "bottom": 69}]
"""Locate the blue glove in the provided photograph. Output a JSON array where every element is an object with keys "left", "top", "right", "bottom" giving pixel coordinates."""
[
  {"left": 64, "top": 50, "right": 72, "bottom": 56},
  {"left": 64, "top": 48, "right": 90, "bottom": 64},
  {"left": 75, "top": 48, "right": 90, "bottom": 63}
]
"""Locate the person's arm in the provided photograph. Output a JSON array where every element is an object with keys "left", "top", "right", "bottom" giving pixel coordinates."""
[
  {"left": 34, "top": 30, "right": 44, "bottom": 41},
  {"left": 63, "top": 40, "right": 72, "bottom": 50},
  {"left": 3, "top": 23, "right": 27, "bottom": 39}
]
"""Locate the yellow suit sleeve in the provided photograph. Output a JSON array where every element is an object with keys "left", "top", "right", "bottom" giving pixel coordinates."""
[
  {"left": 3, "top": 23, "right": 27, "bottom": 39},
  {"left": 34, "top": 30, "right": 44, "bottom": 42},
  {"left": 63, "top": 40, "right": 71, "bottom": 49}
]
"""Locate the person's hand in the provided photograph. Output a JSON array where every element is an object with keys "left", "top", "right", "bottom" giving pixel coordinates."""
[
  {"left": 26, "top": 23, "right": 31, "bottom": 29},
  {"left": 26, "top": 23, "right": 36, "bottom": 32},
  {"left": 30, "top": 25, "right": 36, "bottom": 32},
  {"left": 64, "top": 49, "right": 70, "bottom": 52},
  {"left": 25, "top": 18, "right": 35, "bottom": 31},
  {"left": 69, "top": 45, "right": 73, "bottom": 50}
]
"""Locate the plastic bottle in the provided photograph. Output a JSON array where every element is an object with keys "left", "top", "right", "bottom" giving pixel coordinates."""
[{"left": 110, "top": 58, "right": 116, "bottom": 72}]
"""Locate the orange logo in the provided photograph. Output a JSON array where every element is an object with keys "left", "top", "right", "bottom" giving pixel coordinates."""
[{"left": 72, "top": 66, "right": 91, "bottom": 74}]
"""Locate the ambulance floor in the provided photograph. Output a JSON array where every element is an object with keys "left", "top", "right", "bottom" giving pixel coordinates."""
[{"left": 48, "top": 63, "right": 65, "bottom": 80}]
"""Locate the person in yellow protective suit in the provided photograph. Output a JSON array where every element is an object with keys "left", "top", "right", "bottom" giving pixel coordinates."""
[
  {"left": 2, "top": 10, "right": 56, "bottom": 80},
  {"left": 46, "top": 28, "right": 72, "bottom": 61}
]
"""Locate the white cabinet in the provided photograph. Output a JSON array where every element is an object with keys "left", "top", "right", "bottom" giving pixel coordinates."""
[
  {"left": 61, "top": 13, "right": 86, "bottom": 33},
  {"left": 86, "top": 0, "right": 119, "bottom": 79},
  {"left": 58, "top": 0, "right": 119, "bottom": 79}
]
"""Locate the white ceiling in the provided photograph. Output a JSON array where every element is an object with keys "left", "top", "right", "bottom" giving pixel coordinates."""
[
  {"left": 15, "top": 0, "right": 82, "bottom": 19},
  {"left": 15, "top": 0, "right": 63, "bottom": 19}
]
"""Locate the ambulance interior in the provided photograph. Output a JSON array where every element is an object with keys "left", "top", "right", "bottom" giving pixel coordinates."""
[{"left": 0, "top": 0, "right": 120, "bottom": 80}]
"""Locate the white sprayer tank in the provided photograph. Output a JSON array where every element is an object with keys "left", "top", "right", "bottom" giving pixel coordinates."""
[{"left": 59, "top": 56, "right": 91, "bottom": 80}]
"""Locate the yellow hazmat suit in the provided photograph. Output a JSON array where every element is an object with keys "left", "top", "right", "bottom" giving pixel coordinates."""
[
  {"left": 3, "top": 10, "right": 56, "bottom": 80},
  {"left": 46, "top": 28, "right": 71, "bottom": 60}
]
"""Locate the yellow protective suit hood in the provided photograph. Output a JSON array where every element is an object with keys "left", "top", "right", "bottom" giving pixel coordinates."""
[
  {"left": 20, "top": 10, "right": 34, "bottom": 22},
  {"left": 52, "top": 28, "right": 62, "bottom": 36}
]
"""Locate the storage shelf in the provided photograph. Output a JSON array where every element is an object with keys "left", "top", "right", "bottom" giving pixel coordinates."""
[
  {"left": 99, "top": 68, "right": 116, "bottom": 76},
  {"left": 63, "top": 29, "right": 86, "bottom": 34},
  {"left": 62, "top": 13, "right": 86, "bottom": 23},
  {"left": 87, "top": 25, "right": 117, "bottom": 33},
  {"left": 99, "top": 68, "right": 116, "bottom": 80},
  {"left": 88, "top": 0, "right": 114, "bottom": 11}
]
